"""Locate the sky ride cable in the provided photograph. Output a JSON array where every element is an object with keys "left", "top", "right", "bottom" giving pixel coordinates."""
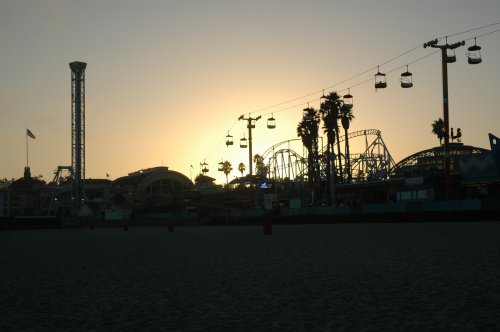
[{"left": 204, "top": 23, "right": 500, "bottom": 162}]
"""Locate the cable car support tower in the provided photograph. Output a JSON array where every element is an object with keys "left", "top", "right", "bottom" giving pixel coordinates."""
[
  {"left": 424, "top": 38, "right": 464, "bottom": 199},
  {"left": 238, "top": 114, "right": 261, "bottom": 176}
]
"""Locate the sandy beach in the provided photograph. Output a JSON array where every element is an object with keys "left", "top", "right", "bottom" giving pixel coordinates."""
[{"left": 1, "top": 222, "right": 500, "bottom": 331}]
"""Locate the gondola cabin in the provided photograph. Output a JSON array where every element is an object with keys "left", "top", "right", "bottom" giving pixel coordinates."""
[
  {"left": 218, "top": 161, "right": 224, "bottom": 172},
  {"left": 374, "top": 68, "right": 387, "bottom": 90},
  {"left": 302, "top": 106, "right": 317, "bottom": 121},
  {"left": 343, "top": 90, "right": 353, "bottom": 109},
  {"left": 302, "top": 113, "right": 313, "bottom": 121},
  {"left": 201, "top": 161, "right": 209, "bottom": 174},
  {"left": 240, "top": 135, "right": 248, "bottom": 148},
  {"left": 248, "top": 119, "right": 256, "bottom": 129},
  {"left": 400, "top": 67, "right": 413, "bottom": 88},
  {"left": 467, "top": 39, "right": 482, "bottom": 64},
  {"left": 267, "top": 115, "right": 276, "bottom": 129},
  {"left": 225, "top": 132, "right": 234, "bottom": 146},
  {"left": 446, "top": 49, "right": 456, "bottom": 63}
]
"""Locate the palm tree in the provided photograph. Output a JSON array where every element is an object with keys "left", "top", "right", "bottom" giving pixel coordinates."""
[
  {"left": 297, "top": 107, "right": 320, "bottom": 200},
  {"left": 320, "top": 92, "right": 344, "bottom": 183},
  {"left": 431, "top": 118, "right": 446, "bottom": 145},
  {"left": 320, "top": 92, "right": 343, "bottom": 203},
  {"left": 297, "top": 119, "right": 313, "bottom": 185},
  {"left": 0, "top": 177, "right": 14, "bottom": 190},
  {"left": 340, "top": 105, "right": 355, "bottom": 183},
  {"left": 220, "top": 160, "right": 232, "bottom": 187},
  {"left": 238, "top": 162, "right": 246, "bottom": 177},
  {"left": 253, "top": 154, "right": 267, "bottom": 177}
]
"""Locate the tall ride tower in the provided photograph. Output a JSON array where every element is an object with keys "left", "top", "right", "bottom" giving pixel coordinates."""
[{"left": 70, "top": 61, "right": 87, "bottom": 210}]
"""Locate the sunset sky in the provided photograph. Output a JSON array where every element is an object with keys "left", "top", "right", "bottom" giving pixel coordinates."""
[{"left": 1, "top": 0, "right": 499, "bottom": 185}]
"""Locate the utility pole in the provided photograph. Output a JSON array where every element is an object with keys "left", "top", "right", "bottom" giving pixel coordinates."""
[
  {"left": 424, "top": 38, "right": 464, "bottom": 199},
  {"left": 238, "top": 114, "right": 261, "bottom": 176}
]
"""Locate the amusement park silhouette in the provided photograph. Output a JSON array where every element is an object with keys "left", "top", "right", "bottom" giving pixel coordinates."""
[
  {"left": 1, "top": 4, "right": 500, "bottom": 331},
  {"left": 1, "top": 2, "right": 500, "bottom": 217},
  {"left": 193, "top": 22, "right": 499, "bottom": 204},
  {"left": 1, "top": 2, "right": 500, "bottom": 188}
]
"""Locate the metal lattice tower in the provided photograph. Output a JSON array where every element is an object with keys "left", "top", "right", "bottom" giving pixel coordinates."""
[{"left": 70, "top": 61, "right": 86, "bottom": 210}]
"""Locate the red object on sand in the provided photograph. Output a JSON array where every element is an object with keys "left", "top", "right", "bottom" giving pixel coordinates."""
[{"left": 263, "top": 219, "right": 272, "bottom": 235}]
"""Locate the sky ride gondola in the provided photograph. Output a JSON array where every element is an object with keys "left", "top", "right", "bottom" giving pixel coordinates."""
[
  {"left": 218, "top": 160, "right": 224, "bottom": 172},
  {"left": 201, "top": 160, "right": 209, "bottom": 174},
  {"left": 225, "top": 131, "right": 233, "bottom": 146},
  {"left": 374, "top": 66, "right": 387, "bottom": 91},
  {"left": 467, "top": 38, "right": 482, "bottom": 64},
  {"left": 240, "top": 134, "right": 248, "bottom": 148},
  {"left": 441, "top": 37, "right": 457, "bottom": 63},
  {"left": 446, "top": 49, "right": 457, "bottom": 63},
  {"left": 267, "top": 114, "right": 276, "bottom": 129},
  {"left": 400, "top": 65, "right": 413, "bottom": 88},
  {"left": 343, "top": 89, "right": 353, "bottom": 109},
  {"left": 302, "top": 107, "right": 314, "bottom": 121},
  {"left": 247, "top": 118, "right": 257, "bottom": 128}
]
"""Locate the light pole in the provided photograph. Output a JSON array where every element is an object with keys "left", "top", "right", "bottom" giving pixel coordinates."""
[
  {"left": 424, "top": 38, "right": 464, "bottom": 199},
  {"left": 238, "top": 114, "right": 261, "bottom": 176}
]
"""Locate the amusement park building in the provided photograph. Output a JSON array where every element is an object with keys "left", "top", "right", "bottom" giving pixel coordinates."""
[
  {"left": 327, "top": 141, "right": 499, "bottom": 205},
  {"left": 0, "top": 166, "right": 195, "bottom": 219},
  {"left": 389, "top": 141, "right": 500, "bottom": 200},
  {"left": 110, "top": 166, "right": 194, "bottom": 213},
  {"left": 262, "top": 131, "right": 499, "bottom": 205},
  {"left": 1, "top": 168, "right": 46, "bottom": 217}
]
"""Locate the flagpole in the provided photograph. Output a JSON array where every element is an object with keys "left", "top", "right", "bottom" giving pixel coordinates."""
[{"left": 26, "top": 129, "right": 29, "bottom": 168}]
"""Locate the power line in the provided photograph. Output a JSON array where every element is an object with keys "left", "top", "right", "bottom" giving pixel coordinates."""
[
  {"left": 245, "top": 91, "right": 320, "bottom": 116},
  {"left": 203, "top": 118, "right": 239, "bottom": 160},
  {"left": 386, "top": 50, "right": 441, "bottom": 75},
  {"left": 205, "top": 22, "right": 500, "bottom": 161},
  {"left": 444, "top": 21, "right": 500, "bottom": 38},
  {"left": 379, "top": 44, "right": 424, "bottom": 68},
  {"left": 259, "top": 49, "right": 441, "bottom": 118},
  {"left": 474, "top": 28, "right": 500, "bottom": 40},
  {"left": 254, "top": 28, "right": 500, "bottom": 119},
  {"left": 246, "top": 21, "right": 500, "bottom": 118}
]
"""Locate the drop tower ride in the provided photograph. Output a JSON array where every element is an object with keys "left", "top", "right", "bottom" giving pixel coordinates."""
[{"left": 69, "top": 61, "right": 86, "bottom": 211}]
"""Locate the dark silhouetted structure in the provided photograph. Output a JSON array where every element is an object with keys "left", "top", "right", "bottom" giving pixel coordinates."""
[
  {"left": 238, "top": 114, "right": 261, "bottom": 176},
  {"left": 70, "top": 61, "right": 87, "bottom": 212},
  {"left": 424, "top": 38, "right": 465, "bottom": 199}
]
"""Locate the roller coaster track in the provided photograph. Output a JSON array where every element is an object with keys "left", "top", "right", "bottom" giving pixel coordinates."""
[{"left": 262, "top": 129, "right": 394, "bottom": 182}]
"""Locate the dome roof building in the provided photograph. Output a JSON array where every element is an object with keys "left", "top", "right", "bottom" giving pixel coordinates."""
[
  {"left": 390, "top": 142, "right": 499, "bottom": 200},
  {"left": 111, "top": 167, "right": 194, "bottom": 213}
]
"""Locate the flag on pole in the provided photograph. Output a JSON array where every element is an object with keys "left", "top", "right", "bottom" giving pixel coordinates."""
[{"left": 26, "top": 129, "right": 36, "bottom": 139}]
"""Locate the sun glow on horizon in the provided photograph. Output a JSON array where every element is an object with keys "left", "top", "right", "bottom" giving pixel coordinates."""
[{"left": 1, "top": 1, "right": 499, "bottom": 185}]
